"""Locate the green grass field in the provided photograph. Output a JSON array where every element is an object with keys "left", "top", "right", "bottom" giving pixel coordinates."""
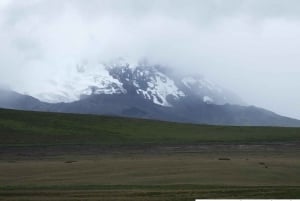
[
  {"left": 0, "top": 108, "right": 300, "bottom": 200},
  {"left": 1, "top": 108, "right": 300, "bottom": 145}
]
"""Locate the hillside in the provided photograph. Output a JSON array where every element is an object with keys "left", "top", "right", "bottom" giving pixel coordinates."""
[{"left": 1, "top": 108, "right": 300, "bottom": 146}]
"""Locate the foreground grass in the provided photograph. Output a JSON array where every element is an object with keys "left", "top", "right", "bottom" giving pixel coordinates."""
[
  {"left": 1, "top": 108, "right": 300, "bottom": 145},
  {"left": 1, "top": 185, "right": 300, "bottom": 200},
  {"left": 2, "top": 153, "right": 300, "bottom": 186},
  {"left": 1, "top": 152, "right": 300, "bottom": 200},
  {"left": 1, "top": 108, "right": 300, "bottom": 200}
]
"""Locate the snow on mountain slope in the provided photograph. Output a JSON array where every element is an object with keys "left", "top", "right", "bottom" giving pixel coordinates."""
[
  {"left": 182, "top": 76, "right": 222, "bottom": 93},
  {"left": 134, "top": 71, "right": 185, "bottom": 106},
  {"left": 20, "top": 62, "right": 126, "bottom": 103},
  {"left": 16, "top": 59, "right": 243, "bottom": 106},
  {"left": 106, "top": 61, "right": 185, "bottom": 106},
  {"left": 179, "top": 75, "right": 241, "bottom": 105}
]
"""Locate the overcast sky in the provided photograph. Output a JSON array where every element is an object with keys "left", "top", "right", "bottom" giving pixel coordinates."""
[{"left": 0, "top": 0, "right": 300, "bottom": 119}]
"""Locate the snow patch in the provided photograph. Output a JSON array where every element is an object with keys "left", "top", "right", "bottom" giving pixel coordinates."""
[
  {"left": 27, "top": 62, "right": 126, "bottom": 103},
  {"left": 203, "top": 96, "right": 214, "bottom": 103},
  {"left": 182, "top": 77, "right": 198, "bottom": 88},
  {"left": 137, "top": 72, "right": 185, "bottom": 107}
]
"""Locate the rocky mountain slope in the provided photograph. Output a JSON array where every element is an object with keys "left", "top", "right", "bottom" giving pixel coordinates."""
[
  {"left": 20, "top": 59, "right": 244, "bottom": 107},
  {"left": 0, "top": 59, "right": 299, "bottom": 127}
]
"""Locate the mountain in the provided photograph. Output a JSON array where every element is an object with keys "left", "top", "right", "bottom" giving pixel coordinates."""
[
  {"left": 20, "top": 58, "right": 244, "bottom": 106},
  {"left": 0, "top": 88, "right": 46, "bottom": 111},
  {"left": 0, "top": 59, "right": 299, "bottom": 127}
]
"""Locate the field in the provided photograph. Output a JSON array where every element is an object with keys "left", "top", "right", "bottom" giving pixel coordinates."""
[{"left": 0, "top": 108, "right": 300, "bottom": 200}]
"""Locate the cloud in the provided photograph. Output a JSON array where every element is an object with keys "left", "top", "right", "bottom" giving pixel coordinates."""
[{"left": 0, "top": 0, "right": 300, "bottom": 119}]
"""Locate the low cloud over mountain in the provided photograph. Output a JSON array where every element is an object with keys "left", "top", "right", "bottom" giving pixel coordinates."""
[{"left": 0, "top": 0, "right": 300, "bottom": 119}]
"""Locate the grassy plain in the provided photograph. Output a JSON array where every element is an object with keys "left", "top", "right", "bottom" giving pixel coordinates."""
[{"left": 0, "top": 108, "right": 300, "bottom": 200}]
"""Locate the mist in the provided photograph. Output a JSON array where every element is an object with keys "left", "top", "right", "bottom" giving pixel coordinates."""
[{"left": 0, "top": 0, "right": 300, "bottom": 119}]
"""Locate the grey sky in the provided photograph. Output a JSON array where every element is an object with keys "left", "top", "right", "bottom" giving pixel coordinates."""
[{"left": 0, "top": 0, "right": 300, "bottom": 119}]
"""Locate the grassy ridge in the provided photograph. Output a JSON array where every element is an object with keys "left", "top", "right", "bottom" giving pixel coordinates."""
[
  {"left": 1, "top": 108, "right": 300, "bottom": 145},
  {"left": 0, "top": 109, "right": 300, "bottom": 145}
]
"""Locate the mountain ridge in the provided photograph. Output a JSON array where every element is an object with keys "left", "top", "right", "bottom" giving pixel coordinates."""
[
  {"left": 0, "top": 87, "right": 299, "bottom": 127},
  {"left": 16, "top": 59, "right": 244, "bottom": 106},
  {"left": 0, "top": 60, "right": 299, "bottom": 127}
]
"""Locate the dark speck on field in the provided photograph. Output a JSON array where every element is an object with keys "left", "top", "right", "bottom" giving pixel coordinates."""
[
  {"left": 218, "top": 158, "right": 231, "bottom": 161},
  {"left": 64, "top": 160, "right": 77, "bottom": 163}
]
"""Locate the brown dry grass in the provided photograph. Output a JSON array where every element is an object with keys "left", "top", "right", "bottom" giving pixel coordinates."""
[{"left": 1, "top": 151, "right": 300, "bottom": 200}]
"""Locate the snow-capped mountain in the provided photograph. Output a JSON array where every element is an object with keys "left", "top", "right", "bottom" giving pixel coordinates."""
[
  {"left": 2, "top": 58, "right": 299, "bottom": 127},
  {"left": 22, "top": 58, "right": 244, "bottom": 107}
]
